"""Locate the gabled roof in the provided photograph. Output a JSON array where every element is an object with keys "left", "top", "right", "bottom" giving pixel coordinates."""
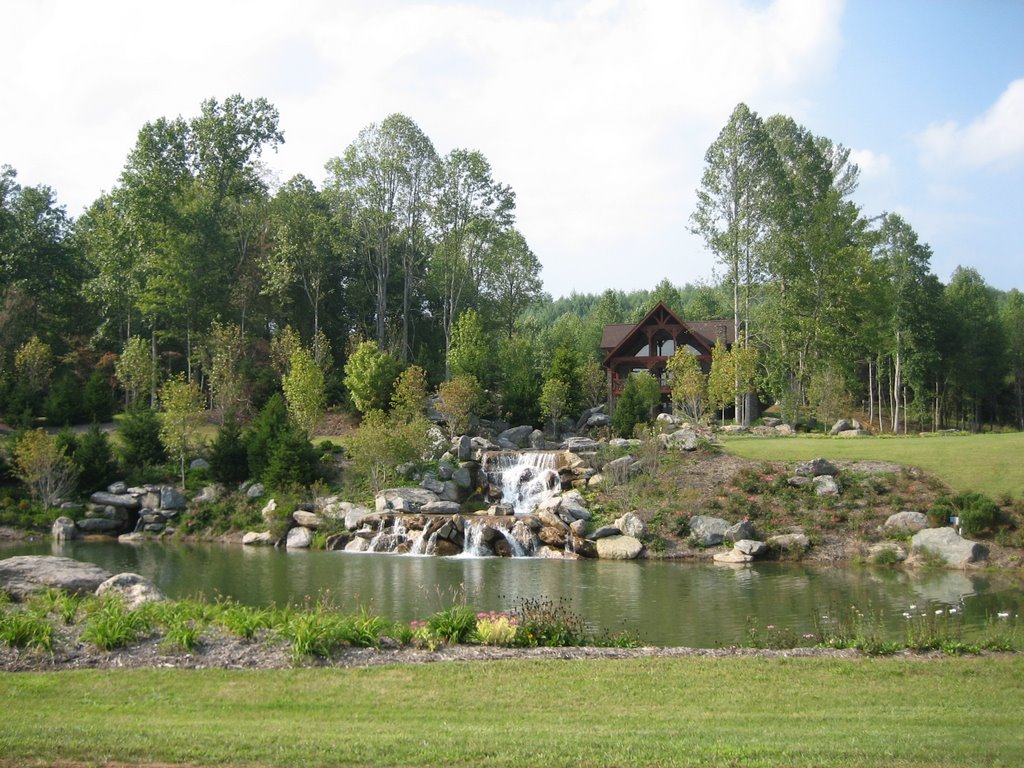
[{"left": 600, "top": 302, "right": 735, "bottom": 362}]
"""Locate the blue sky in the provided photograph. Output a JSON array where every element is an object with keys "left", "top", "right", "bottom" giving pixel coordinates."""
[{"left": 3, "top": 0, "right": 1021, "bottom": 296}]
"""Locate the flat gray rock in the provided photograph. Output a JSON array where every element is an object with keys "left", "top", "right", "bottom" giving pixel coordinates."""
[
  {"left": 911, "top": 527, "right": 985, "bottom": 568},
  {"left": 0, "top": 556, "right": 113, "bottom": 600},
  {"left": 595, "top": 535, "right": 643, "bottom": 560}
]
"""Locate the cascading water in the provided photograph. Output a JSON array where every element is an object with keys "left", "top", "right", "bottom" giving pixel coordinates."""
[{"left": 485, "top": 451, "right": 562, "bottom": 516}]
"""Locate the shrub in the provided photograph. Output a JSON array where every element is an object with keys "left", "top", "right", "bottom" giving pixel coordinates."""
[
  {"left": 263, "top": 428, "right": 320, "bottom": 490},
  {"left": 474, "top": 612, "right": 518, "bottom": 646},
  {"left": 44, "top": 372, "right": 84, "bottom": 426},
  {"left": 244, "top": 393, "right": 290, "bottom": 480},
  {"left": 0, "top": 607, "right": 54, "bottom": 651},
  {"left": 512, "top": 597, "right": 586, "bottom": 647},
  {"left": 82, "top": 368, "right": 116, "bottom": 423},
  {"left": 80, "top": 597, "right": 151, "bottom": 650},
  {"left": 118, "top": 407, "right": 167, "bottom": 469},
  {"left": 73, "top": 424, "right": 118, "bottom": 494},
  {"left": 12, "top": 429, "right": 79, "bottom": 507},
  {"left": 426, "top": 604, "right": 478, "bottom": 644},
  {"left": 208, "top": 413, "right": 249, "bottom": 484},
  {"left": 612, "top": 372, "right": 661, "bottom": 438},
  {"left": 930, "top": 492, "right": 999, "bottom": 537}
]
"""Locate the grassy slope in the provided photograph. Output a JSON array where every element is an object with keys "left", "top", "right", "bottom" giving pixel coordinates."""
[
  {"left": 1, "top": 657, "right": 1022, "bottom": 767},
  {"left": 722, "top": 433, "right": 1024, "bottom": 499}
]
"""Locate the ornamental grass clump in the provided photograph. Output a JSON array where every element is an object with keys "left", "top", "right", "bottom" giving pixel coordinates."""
[
  {"left": 512, "top": 597, "right": 587, "bottom": 647},
  {"left": 214, "top": 602, "right": 275, "bottom": 640},
  {"left": 80, "top": 597, "right": 151, "bottom": 651},
  {"left": 0, "top": 605, "right": 54, "bottom": 651},
  {"left": 426, "top": 605, "right": 477, "bottom": 644}
]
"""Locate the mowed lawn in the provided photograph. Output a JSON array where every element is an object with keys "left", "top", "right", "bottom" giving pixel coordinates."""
[
  {"left": 1, "top": 657, "right": 1022, "bottom": 767},
  {"left": 723, "top": 432, "right": 1024, "bottom": 499}
]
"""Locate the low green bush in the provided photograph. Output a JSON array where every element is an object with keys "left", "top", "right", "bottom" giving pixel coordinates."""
[{"left": 930, "top": 491, "right": 999, "bottom": 536}]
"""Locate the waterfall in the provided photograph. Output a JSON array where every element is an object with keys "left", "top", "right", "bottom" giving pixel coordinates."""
[
  {"left": 485, "top": 451, "right": 561, "bottom": 516},
  {"left": 458, "top": 519, "right": 491, "bottom": 558},
  {"left": 497, "top": 525, "right": 528, "bottom": 557},
  {"left": 368, "top": 516, "right": 407, "bottom": 553}
]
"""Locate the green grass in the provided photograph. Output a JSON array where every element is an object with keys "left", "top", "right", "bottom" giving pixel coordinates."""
[
  {"left": 723, "top": 432, "right": 1024, "bottom": 498},
  {"left": 0, "top": 658, "right": 1021, "bottom": 766}
]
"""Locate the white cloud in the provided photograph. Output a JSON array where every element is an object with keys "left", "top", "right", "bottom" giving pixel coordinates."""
[
  {"left": 849, "top": 148, "right": 891, "bottom": 180},
  {"left": 918, "top": 78, "right": 1024, "bottom": 171},
  {"left": 1, "top": 0, "right": 845, "bottom": 294}
]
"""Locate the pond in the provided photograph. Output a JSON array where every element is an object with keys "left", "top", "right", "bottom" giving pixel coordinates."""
[{"left": 3, "top": 539, "right": 1022, "bottom": 647}]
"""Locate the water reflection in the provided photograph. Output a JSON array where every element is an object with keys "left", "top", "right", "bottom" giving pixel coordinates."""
[{"left": 3, "top": 539, "right": 1022, "bottom": 647}]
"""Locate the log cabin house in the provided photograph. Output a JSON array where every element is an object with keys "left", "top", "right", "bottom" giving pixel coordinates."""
[{"left": 600, "top": 302, "right": 735, "bottom": 407}]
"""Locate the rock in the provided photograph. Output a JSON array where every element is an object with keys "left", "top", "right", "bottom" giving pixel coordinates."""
[
  {"left": 591, "top": 525, "right": 621, "bottom": 540},
  {"left": 143, "top": 523, "right": 165, "bottom": 533},
  {"left": 884, "top": 511, "right": 929, "bottom": 534},
  {"left": 586, "top": 413, "right": 611, "bottom": 428},
  {"left": 242, "top": 531, "right": 275, "bottom": 546},
  {"left": 89, "top": 492, "right": 140, "bottom": 510},
  {"left": 375, "top": 487, "right": 440, "bottom": 513},
  {"left": 534, "top": 545, "right": 574, "bottom": 560},
  {"left": 75, "top": 518, "right": 123, "bottom": 533},
  {"left": 261, "top": 499, "right": 278, "bottom": 523},
  {"left": 292, "top": 510, "right": 323, "bottom": 529},
  {"left": 324, "top": 532, "right": 353, "bottom": 551},
  {"left": 246, "top": 483, "right": 266, "bottom": 499},
  {"left": 345, "top": 506, "right": 373, "bottom": 531},
  {"left": 795, "top": 458, "right": 838, "bottom": 477},
  {"left": 569, "top": 519, "right": 587, "bottom": 536},
  {"left": 838, "top": 429, "right": 871, "bottom": 437},
  {"left": 603, "top": 454, "right": 635, "bottom": 479},
  {"left": 118, "top": 532, "right": 146, "bottom": 543},
  {"left": 768, "top": 533, "right": 811, "bottom": 552},
  {"left": 497, "top": 425, "right": 534, "bottom": 448},
  {"left": 656, "top": 412, "right": 681, "bottom": 426},
  {"left": 577, "top": 405, "right": 609, "bottom": 432},
  {"left": 562, "top": 437, "right": 600, "bottom": 452},
  {"left": 719, "top": 424, "right": 749, "bottom": 434},
  {"left": 59, "top": 501, "right": 84, "bottom": 511},
  {"left": 537, "top": 526, "right": 567, "bottom": 548},
  {"left": 345, "top": 537, "right": 370, "bottom": 552},
  {"left": 421, "top": 501, "right": 462, "bottom": 515},
  {"left": 596, "top": 535, "right": 644, "bottom": 560},
  {"left": 911, "top": 527, "right": 986, "bottom": 568},
  {"left": 452, "top": 464, "right": 476, "bottom": 490},
  {"left": 734, "top": 539, "right": 767, "bottom": 556},
  {"left": 664, "top": 429, "right": 699, "bottom": 451},
  {"left": 0, "top": 556, "right": 113, "bottom": 600},
  {"left": 787, "top": 476, "right": 812, "bottom": 488},
  {"left": 614, "top": 512, "right": 646, "bottom": 538},
  {"left": 52, "top": 516, "right": 78, "bottom": 542},
  {"left": 713, "top": 549, "right": 753, "bottom": 564},
  {"left": 537, "top": 507, "right": 569, "bottom": 531},
  {"left": 609, "top": 438, "right": 640, "bottom": 449},
  {"left": 529, "top": 429, "right": 547, "bottom": 449},
  {"left": 559, "top": 490, "right": 591, "bottom": 521},
  {"left": 193, "top": 485, "right": 222, "bottom": 504},
  {"left": 725, "top": 519, "right": 755, "bottom": 542},
  {"left": 160, "top": 486, "right": 187, "bottom": 510},
  {"left": 189, "top": 458, "right": 210, "bottom": 471},
  {"left": 95, "top": 573, "right": 165, "bottom": 609},
  {"left": 456, "top": 435, "right": 473, "bottom": 462},
  {"left": 107, "top": 481, "right": 128, "bottom": 495},
  {"left": 688, "top": 515, "right": 729, "bottom": 546},
  {"left": 812, "top": 475, "right": 840, "bottom": 496},
  {"left": 761, "top": 417, "right": 782, "bottom": 427},
  {"left": 829, "top": 419, "right": 852, "bottom": 436},
  {"left": 285, "top": 526, "right": 313, "bottom": 549},
  {"left": 568, "top": 535, "right": 598, "bottom": 558},
  {"left": 421, "top": 476, "right": 446, "bottom": 494},
  {"left": 774, "top": 424, "right": 795, "bottom": 435},
  {"left": 488, "top": 503, "right": 515, "bottom": 516},
  {"left": 868, "top": 542, "right": 907, "bottom": 562}
]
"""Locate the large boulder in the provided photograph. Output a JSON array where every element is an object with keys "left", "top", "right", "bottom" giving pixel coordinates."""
[
  {"left": 596, "top": 535, "right": 644, "bottom": 560},
  {"left": 88, "top": 492, "right": 140, "bottom": 510},
  {"left": 160, "top": 487, "right": 187, "bottom": 510},
  {"left": 829, "top": 419, "right": 852, "bottom": 436},
  {"left": 768, "top": 532, "right": 810, "bottom": 553},
  {"left": 292, "top": 510, "right": 323, "bottom": 529},
  {"left": 375, "top": 487, "right": 440, "bottom": 513},
  {"left": 795, "top": 458, "right": 838, "bottom": 478},
  {"left": 497, "top": 425, "right": 534, "bottom": 449},
  {"left": 725, "top": 519, "right": 755, "bottom": 543},
  {"left": 713, "top": 549, "right": 753, "bottom": 564},
  {"left": 285, "top": 526, "right": 313, "bottom": 549},
  {"left": 52, "top": 516, "right": 78, "bottom": 542},
  {"left": 0, "top": 556, "right": 113, "bottom": 600},
  {"left": 812, "top": 475, "right": 840, "bottom": 496},
  {"left": 242, "top": 531, "right": 275, "bottom": 546},
  {"left": 884, "top": 511, "right": 929, "bottom": 534},
  {"left": 911, "top": 527, "right": 986, "bottom": 568},
  {"left": 76, "top": 517, "right": 123, "bottom": 534},
  {"left": 614, "top": 512, "right": 646, "bottom": 538},
  {"left": 95, "top": 572, "right": 165, "bottom": 610},
  {"left": 688, "top": 515, "right": 729, "bottom": 547},
  {"left": 734, "top": 539, "right": 767, "bottom": 556}
]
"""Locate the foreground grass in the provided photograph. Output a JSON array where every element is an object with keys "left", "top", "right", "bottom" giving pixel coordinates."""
[
  {"left": 723, "top": 432, "right": 1024, "bottom": 498},
  {"left": 1, "top": 657, "right": 1022, "bottom": 767}
]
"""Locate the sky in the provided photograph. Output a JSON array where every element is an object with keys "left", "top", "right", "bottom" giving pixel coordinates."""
[{"left": 3, "top": 0, "right": 1022, "bottom": 297}]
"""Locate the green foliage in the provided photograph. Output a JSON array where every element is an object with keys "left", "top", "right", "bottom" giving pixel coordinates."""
[
  {"left": 612, "top": 371, "right": 660, "bottom": 438},
  {"left": 930, "top": 491, "right": 999, "bottom": 537},
  {"left": 344, "top": 410, "right": 432, "bottom": 494},
  {"left": 117, "top": 407, "right": 167, "bottom": 469},
  {"left": 511, "top": 597, "right": 586, "bottom": 647},
  {"left": 208, "top": 413, "right": 249, "bottom": 484},
  {"left": 390, "top": 365, "right": 428, "bottom": 422},
  {"left": 545, "top": 345, "right": 583, "bottom": 416},
  {"left": 244, "top": 393, "right": 290, "bottom": 480},
  {"left": 263, "top": 428, "right": 320, "bottom": 491},
  {"left": 80, "top": 597, "right": 151, "bottom": 651},
  {"left": 12, "top": 428, "right": 79, "bottom": 507},
  {"left": 115, "top": 336, "right": 156, "bottom": 410},
  {"left": 448, "top": 308, "right": 491, "bottom": 384},
  {"left": 158, "top": 375, "right": 206, "bottom": 485},
  {"left": 435, "top": 375, "right": 482, "bottom": 439},
  {"left": 83, "top": 368, "right": 116, "bottom": 423},
  {"left": 473, "top": 611, "right": 518, "bottom": 646},
  {"left": 425, "top": 604, "right": 477, "bottom": 644},
  {"left": 282, "top": 346, "right": 326, "bottom": 437},
  {"left": 539, "top": 377, "right": 568, "bottom": 436},
  {"left": 343, "top": 340, "right": 402, "bottom": 415},
  {"left": 44, "top": 372, "right": 84, "bottom": 426},
  {"left": 666, "top": 348, "right": 706, "bottom": 422},
  {"left": 497, "top": 335, "right": 540, "bottom": 425},
  {"left": 72, "top": 424, "right": 118, "bottom": 494},
  {"left": 0, "top": 606, "right": 54, "bottom": 651}
]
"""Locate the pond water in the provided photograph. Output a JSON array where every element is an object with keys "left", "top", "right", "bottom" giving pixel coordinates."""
[{"left": 3, "top": 539, "right": 1022, "bottom": 647}]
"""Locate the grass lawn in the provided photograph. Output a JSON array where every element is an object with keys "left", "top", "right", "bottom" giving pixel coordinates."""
[
  {"left": 1, "top": 657, "right": 1022, "bottom": 767},
  {"left": 723, "top": 432, "right": 1024, "bottom": 499}
]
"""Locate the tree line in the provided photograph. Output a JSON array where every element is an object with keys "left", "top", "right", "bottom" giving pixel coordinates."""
[{"left": 1, "top": 95, "right": 1022, "bottom": 450}]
